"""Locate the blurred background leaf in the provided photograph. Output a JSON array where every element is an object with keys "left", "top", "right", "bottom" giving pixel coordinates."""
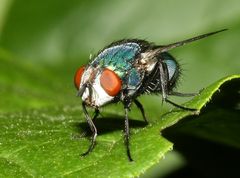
[
  {"left": 0, "top": 0, "right": 239, "bottom": 177},
  {"left": 0, "top": 0, "right": 239, "bottom": 111}
]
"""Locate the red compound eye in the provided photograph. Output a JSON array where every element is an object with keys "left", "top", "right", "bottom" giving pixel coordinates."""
[
  {"left": 100, "top": 68, "right": 122, "bottom": 96},
  {"left": 74, "top": 66, "right": 85, "bottom": 89}
]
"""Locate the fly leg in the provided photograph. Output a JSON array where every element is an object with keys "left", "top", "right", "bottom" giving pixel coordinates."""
[
  {"left": 134, "top": 99, "right": 148, "bottom": 124},
  {"left": 169, "top": 91, "right": 197, "bottom": 97},
  {"left": 158, "top": 61, "right": 197, "bottom": 111},
  {"left": 122, "top": 96, "right": 134, "bottom": 161},
  {"left": 124, "top": 103, "right": 133, "bottom": 161},
  {"left": 81, "top": 102, "right": 98, "bottom": 156},
  {"left": 92, "top": 108, "right": 100, "bottom": 122},
  {"left": 79, "top": 108, "right": 100, "bottom": 138}
]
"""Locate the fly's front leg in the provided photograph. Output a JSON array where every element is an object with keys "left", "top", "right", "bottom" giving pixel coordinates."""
[
  {"left": 81, "top": 102, "right": 98, "bottom": 156},
  {"left": 79, "top": 108, "right": 100, "bottom": 138},
  {"left": 92, "top": 108, "right": 100, "bottom": 122}
]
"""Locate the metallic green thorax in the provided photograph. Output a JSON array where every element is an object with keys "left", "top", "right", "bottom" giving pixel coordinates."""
[{"left": 91, "top": 42, "right": 142, "bottom": 91}]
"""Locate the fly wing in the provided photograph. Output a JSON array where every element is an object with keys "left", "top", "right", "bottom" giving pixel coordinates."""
[{"left": 143, "top": 29, "right": 227, "bottom": 61}]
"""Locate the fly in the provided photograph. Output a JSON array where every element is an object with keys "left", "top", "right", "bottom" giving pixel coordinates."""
[{"left": 74, "top": 29, "right": 227, "bottom": 161}]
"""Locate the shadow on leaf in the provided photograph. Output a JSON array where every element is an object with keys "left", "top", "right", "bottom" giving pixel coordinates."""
[{"left": 72, "top": 115, "right": 148, "bottom": 136}]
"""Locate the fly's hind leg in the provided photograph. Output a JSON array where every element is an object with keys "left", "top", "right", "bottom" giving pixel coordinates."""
[
  {"left": 169, "top": 91, "right": 198, "bottom": 97},
  {"left": 158, "top": 61, "right": 197, "bottom": 111}
]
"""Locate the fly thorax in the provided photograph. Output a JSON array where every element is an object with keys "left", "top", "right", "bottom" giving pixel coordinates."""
[{"left": 138, "top": 52, "right": 158, "bottom": 72}]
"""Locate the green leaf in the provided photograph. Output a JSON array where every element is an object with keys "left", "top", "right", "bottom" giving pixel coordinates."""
[
  {"left": 0, "top": 1, "right": 240, "bottom": 177},
  {"left": 0, "top": 74, "right": 239, "bottom": 177}
]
